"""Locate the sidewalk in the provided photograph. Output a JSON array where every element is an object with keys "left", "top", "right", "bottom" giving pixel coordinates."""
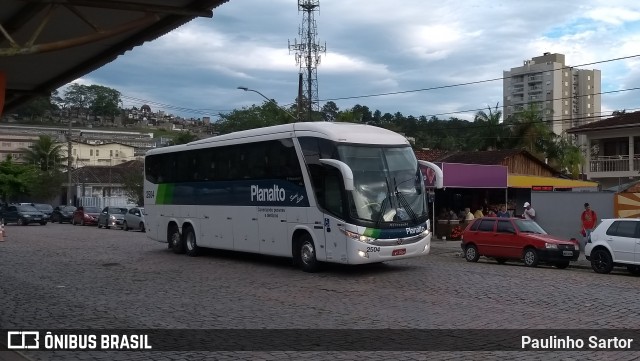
[{"left": 430, "top": 238, "right": 592, "bottom": 270}]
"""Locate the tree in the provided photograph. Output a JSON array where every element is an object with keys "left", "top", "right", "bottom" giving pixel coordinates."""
[
  {"left": 21, "top": 135, "right": 66, "bottom": 171},
  {"left": 170, "top": 131, "right": 198, "bottom": 145},
  {"left": 321, "top": 101, "right": 339, "bottom": 122},
  {"left": 474, "top": 103, "right": 506, "bottom": 150},
  {"left": 546, "top": 135, "right": 585, "bottom": 178},
  {"left": 0, "top": 157, "right": 36, "bottom": 203},
  {"left": 508, "top": 104, "right": 554, "bottom": 156},
  {"left": 121, "top": 164, "right": 144, "bottom": 206}
]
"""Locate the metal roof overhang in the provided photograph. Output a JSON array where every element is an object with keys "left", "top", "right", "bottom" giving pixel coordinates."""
[
  {"left": 508, "top": 174, "right": 599, "bottom": 189},
  {"left": 0, "top": 0, "right": 230, "bottom": 115}
]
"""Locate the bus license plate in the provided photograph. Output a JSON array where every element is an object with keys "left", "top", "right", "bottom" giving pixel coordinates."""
[
  {"left": 392, "top": 248, "right": 406, "bottom": 256},
  {"left": 562, "top": 251, "right": 573, "bottom": 256}
]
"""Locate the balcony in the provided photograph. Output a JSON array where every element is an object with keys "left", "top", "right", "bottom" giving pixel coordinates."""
[
  {"left": 589, "top": 155, "right": 632, "bottom": 172},
  {"left": 528, "top": 75, "right": 542, "bottom": 83}
]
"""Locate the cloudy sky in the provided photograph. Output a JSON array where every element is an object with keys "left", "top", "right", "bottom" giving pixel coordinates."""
[{"left": 74, "top": 0, "right": 640, "bottom": 121}]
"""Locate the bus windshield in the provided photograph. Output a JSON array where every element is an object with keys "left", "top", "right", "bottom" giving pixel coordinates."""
[{"left": 339, "top": 145, "right": 427, "bottom": 224}]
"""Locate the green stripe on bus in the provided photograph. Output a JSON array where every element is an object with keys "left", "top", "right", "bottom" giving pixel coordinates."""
[
  {"left": 157, "top": 183, "right": 174, "bottom": 204},
  {"left": 362, "top": 228, "right": 381, "bottom": 238}
]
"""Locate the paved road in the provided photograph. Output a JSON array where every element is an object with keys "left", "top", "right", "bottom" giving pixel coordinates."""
[{"left": 1, "top": 223, "right": 639, "bottom": 360}]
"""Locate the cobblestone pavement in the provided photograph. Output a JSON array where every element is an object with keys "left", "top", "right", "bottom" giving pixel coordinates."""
[{"left": 1, "top": 224, "right": 640, "bottom": 360}]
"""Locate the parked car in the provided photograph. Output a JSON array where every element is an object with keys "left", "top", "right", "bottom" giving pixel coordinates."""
[
  {"left": 51, "top": 205, "right": 77, "bottom": 223},
  {"left": 1, "top": 204, "right": 47, "bottom": 226},
  {"left": 585, "top": 218, "right": 640, "bottom": 275},
  {"left": 461, "top": 217, "right": 579, "bottom": 268},
  {"left": 123, "top": 207, "right": 145, "bottom": 232},
  {"left": 97, "top": 206, "right": 129, "bottom": 229},
  {"left": 72, "top": 206, "right": 101, "bottom": 226},
  {"left": 32, "top": 203, "right": 54, "bottom": 222}
]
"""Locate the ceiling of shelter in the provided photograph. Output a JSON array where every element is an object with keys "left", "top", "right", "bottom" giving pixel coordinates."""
[{"left": 0, "top": 0, "right": 229, "bottom": 114}]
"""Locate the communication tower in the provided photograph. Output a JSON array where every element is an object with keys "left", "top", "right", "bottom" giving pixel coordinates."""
[{"left": 288, "top": 0, "right": 326, "bottom": 121}]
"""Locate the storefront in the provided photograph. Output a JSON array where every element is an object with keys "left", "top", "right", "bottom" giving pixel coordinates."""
[{"left": 421, "top": 162, "right": 508, "bottom": 239}]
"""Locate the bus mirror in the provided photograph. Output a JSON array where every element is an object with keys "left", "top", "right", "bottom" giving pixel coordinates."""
[{"left": 319, "top": 159, "right": 354, "bottom": 191}]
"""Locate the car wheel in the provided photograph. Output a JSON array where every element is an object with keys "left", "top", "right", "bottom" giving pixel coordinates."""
[
  {"left": 590, "top": 249, "right": 613, "bottom": 274},
  {"left": 555, "top": 261, "right": 570, "bottom": 269},
  {"left": 104, "top": 220, "right": 110, "bottom": 229},
  {"left": 139, "top": 222, "right": 145, "bottom": 232},
  {"left": 40, "top": 221, "right": 46, "bottom": 225},
  {"left": 297, "top": 233, "right": 319, "bottom": 272},
  {"left": 123, "top": 221, "right": 128, "bottom": 231},
  {"left": 169, "top": 226, "right": 185, "bottom": 254},
  {"left": 495, "top": 258, "right": 507, "bottom": 264},
  {"left": 185, "top": 227, "right": 200, "bottom": 257},
  {"left": 464, "top": 244, "right": 480, "bottom": 262},
  {"left": 523, "top": 248, "right": 539, "bottom": 267},
  {"left": 627, "top": 265, "right": 640, "bottom": 276}
]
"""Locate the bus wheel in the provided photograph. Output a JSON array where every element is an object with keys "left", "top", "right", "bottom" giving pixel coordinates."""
[
  {"left": 169, "top": 226, "right": 185, "bottom": 254},
  {"left": 298, "top": 234, "right": 319, "bottom": 273},
  {"left": 185, "top": 227, "right": 200, "bottom": 257}
]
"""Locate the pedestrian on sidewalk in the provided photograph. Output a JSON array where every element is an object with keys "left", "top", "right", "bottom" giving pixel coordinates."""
[
  {"left": 580, "top": 202, "right": 597, "bottom": 251},
  {"left": 497, "top": 204, "right": 510, "bottom": 218},
  {"left": 522, "top": 202, "right": 536, "bottom": 220}
]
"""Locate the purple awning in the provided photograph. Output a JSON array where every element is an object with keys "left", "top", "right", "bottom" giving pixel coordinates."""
[{"left": 421, "top": 162, "right": 508, "bottom": 188}]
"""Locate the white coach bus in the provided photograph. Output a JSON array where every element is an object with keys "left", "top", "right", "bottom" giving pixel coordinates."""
[{"left": 144, "top": 122, "right": 432, "bottom": 272}]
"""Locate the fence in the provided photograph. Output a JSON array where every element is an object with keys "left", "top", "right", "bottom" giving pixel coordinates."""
[{"left": 78, "top": 196, "right": 135, "bottom": 209}]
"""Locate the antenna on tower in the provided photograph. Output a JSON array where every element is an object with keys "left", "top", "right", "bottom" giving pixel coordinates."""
[{"left": 288, "top": 0, "right": 326, "bottom": 122}]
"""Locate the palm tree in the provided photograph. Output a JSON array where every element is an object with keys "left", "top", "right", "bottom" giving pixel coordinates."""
[
  {"left": 509, "top": 104, "right": 553, "bottom": 156},
  {"left": 20, "top": 135, "right": 66, "bottom": 171},
  {"left": 474, "top": 103, "right": 505, "bottom": 150}
]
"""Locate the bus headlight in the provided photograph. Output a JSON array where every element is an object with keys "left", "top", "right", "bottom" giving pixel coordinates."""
[{"left": 340, "top": 228, "right": 376, "bottom": 244}]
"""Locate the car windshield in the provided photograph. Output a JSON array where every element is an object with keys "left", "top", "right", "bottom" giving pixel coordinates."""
[
  {"left": 514, "top": 219, "right": 547, "bottom": 234},
  {"left": 17, "top": 205, "right": 39, "bottom": 212},
  {"left": 34, "top": 204, "right": 53, "bottom": 211},
  {"left": 84, "top": 207, "right": 100, "bottom": 213},
  {"left": 339, "top": 145, "right": 427, "bottom": 223}
]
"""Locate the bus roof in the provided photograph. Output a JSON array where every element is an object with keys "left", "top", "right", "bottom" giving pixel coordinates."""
[{"left": 147, "top": 122, "right": 410, "bottom": 156}]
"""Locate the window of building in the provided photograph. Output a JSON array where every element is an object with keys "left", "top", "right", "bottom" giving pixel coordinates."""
[
  {"left": 588, "top": 113, "right": 591, "bottom": 117},
  {"left": 587, "top": 103, "right": 591, "bottom": 108},
  {"left": 564, "top": 110, "right": 569, "bottom": 115},
  {"left": 1, "top": 142, "right": 10, "bottom": 147},
  {"left": 564, "top": 91, "right": 568, "bottom": 96},
  {"left": 90, "top": 149, "right": 93, "bottom": 156},
  {"left": 110, "top": 150, "right": 113, "bottom": 157},
  {"left": 564, "top": 100, "right": 568, "bottom": 106},
  {"left": 588, "top": 75, "right": 591, "bottom": 81},
  {"left": 73, "top": 149, "right": 76, "bottom": 155},
  {"left": 545, "top": 72, "right": 551, "bottom": 77},
  {"left": 588, "top": 94, "right": 591, "bottom": 99},
  {"left": 96, "top": 150, "right": 99, "bottom": 156},
  {"left": 564, "top": 71, "right": 568, "bottom": 77},
  {"left": 564, "top": 81, "right": 569, "bottom": 86},
  {"left": 587, "top": 85, "right": 591, "bottom": 89},
  {"left": 507, "top": 95, "right": 511, "bottom": 100}
]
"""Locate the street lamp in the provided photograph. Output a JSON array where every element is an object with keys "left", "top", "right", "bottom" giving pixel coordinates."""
[{"left": 237, "top": 86, "right": 298, "bottom": 122}]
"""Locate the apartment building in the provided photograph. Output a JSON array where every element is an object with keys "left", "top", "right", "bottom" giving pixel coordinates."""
[
  {"left": 503, "top": 52, "right": 601, "bottom": 135},
  {"left": 0, "top": 133, "right": 40, "bottom": 163}
]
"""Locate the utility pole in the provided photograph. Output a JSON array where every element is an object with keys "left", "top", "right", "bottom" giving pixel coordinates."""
[
  {"left": 66, "top": 118, "right": 73, "bottom": 205},
  {"left": 288, "top": 0, "right": 326, "bottom": 122}
]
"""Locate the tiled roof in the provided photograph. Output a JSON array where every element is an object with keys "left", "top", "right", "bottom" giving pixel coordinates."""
[
  {"left": 567, "top": 111, "right": 640, "bottom": 133},
  {"left": 437, "top": 149, "right": 525, "bottom": 165},
  {"left": 71, "top": 160, "right": 142, "bottom": 184},
  {"left": 413, "top": 149, "right": 455, "bottom": 162}
]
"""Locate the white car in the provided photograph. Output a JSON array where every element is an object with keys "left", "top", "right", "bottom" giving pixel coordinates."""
[
  {"left": 123, "top": 207, "right": 145, "bottom": 232},
  {"left": 585, "top": 218, "right": 640, "bottom": 275}
]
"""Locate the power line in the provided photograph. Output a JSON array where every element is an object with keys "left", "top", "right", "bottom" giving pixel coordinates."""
[{"left": 317, "top": 53, "right": 640, "bottom": 102}]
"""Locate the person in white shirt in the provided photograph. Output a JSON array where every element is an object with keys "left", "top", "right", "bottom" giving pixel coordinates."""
[{"left": 523, "top": 202, "right": 536, "bottom": 220}]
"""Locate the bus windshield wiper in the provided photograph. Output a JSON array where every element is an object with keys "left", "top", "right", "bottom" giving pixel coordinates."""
[{"left": 394, "top": 177, "right": 418, "bottom": 222}]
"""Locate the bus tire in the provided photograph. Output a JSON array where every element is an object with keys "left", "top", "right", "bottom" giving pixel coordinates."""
[
  {"left": 297, "top": 233, "right": 319, "bottom": 273},
  {"left": 184, "top": 226, "right": 200, "bottom": 257},
  {"left": 169, "top": 226, "right": 185, "bottom": 254}
]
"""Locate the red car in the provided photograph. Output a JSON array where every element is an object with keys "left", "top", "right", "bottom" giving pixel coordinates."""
[
  {"left": 72, "top": 206, "right": 101, "bottom": 226},
  {"left": 461, "top": 217, "right": 579, "bottom": 269}
]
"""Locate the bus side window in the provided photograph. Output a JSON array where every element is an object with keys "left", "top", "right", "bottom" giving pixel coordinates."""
[{"left": 321, "top": 167, "right": 344, "bottom": 219}]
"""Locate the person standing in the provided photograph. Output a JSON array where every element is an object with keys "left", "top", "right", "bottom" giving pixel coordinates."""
[
  {"left": 497, "top": 205, "right": 510, "bottom": 218},
  {"left": 523, "top": 202, "right": 536, "bottom": 220},
  {"left": 580, "top": 202, "right": 598, "bottom": 240}
]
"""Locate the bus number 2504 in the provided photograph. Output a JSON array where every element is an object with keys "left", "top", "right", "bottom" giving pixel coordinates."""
[
  {"left": 366, "top": 246, "right": 380, "bottom": 252},
  {"left": 146, "top": 190, "right": 155, "bottom": 199}
]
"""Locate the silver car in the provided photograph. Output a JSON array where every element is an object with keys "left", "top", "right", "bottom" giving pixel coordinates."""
[
  {"left": 123, "top": 207, "right": 146, "bottom": 232},
  {"left": 97, "top": 206, "right": 128, "bottom": 229}
]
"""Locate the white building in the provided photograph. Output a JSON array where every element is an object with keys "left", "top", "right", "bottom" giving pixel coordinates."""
[{"left": 503, "top": 52, "right": 601, "bottom": 135}]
